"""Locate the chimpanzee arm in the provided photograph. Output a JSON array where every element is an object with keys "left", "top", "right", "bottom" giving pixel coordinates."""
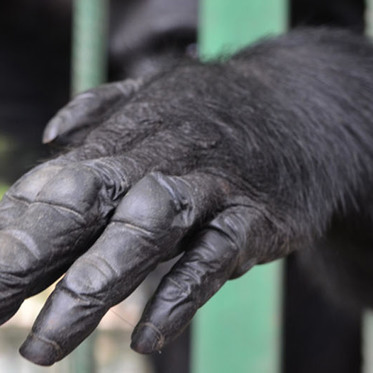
[{"left": 0, "top": 28, "right": 372, "bottom": 366}]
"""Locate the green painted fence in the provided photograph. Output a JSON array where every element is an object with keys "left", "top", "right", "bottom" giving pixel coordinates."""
[{"left": 192, "top": 1, "right": 287, "bottom": 373}]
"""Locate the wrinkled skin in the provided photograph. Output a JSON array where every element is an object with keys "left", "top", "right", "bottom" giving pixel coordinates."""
[{"left": 1, "top": 29, "right": 373, "bottom": 365}]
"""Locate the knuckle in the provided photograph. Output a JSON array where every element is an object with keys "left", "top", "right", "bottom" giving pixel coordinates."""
[
  {"left": 9, "top": 163, "right": 66, "bottom": 201},
  {"left": 0, "top": 229, "right": 41, "bottom": 264},
  {"left": 74, "top": 80, "right": 138, "bottom": 107},
  {"left": 65, "top": 91, "right": 98, "bottom": 115},
  {"left": 36, "top": 165, "right": 103, "bottom": 213},
  {"left": 114, "top": 173, "right": 178, "bottom": 232},
  {"left": 209, "top": 208, "right": 251, "bottom": 253},
  {"left": 74, "top": 90, "right": 97, "bottom": 103},
  {"left": 190, "top": 228, "right": 241, "bottom": 280},
  {"left": 230, "top": 259, "right": 257, "bottom": 278},
  {"left": 208, "top": 206, "right": 259, "bottom": 277},
  {"left": 163, "top": 273, "right": 194, "bottom": 299},
  {"left": 115, "top": 78, "right": 143, "bottom": 97},
  {"left": 0, "top": 232, "right": 35, "bottom": 301},
  {"left": 63, "top": 256, "right": 114, "bottom": 301},
  {"left": 211, "top": 203, "right": 289, "bottom": 277}
]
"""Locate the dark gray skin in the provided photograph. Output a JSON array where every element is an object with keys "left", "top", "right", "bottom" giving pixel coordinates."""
[{"left": 1, "top": 28, "right": 373, "bottom": 365}]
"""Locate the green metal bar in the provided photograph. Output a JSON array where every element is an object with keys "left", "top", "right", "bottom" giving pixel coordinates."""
[
  {"left": 192, "top": 1, "right": 287, "bottom": 373},
  {"left": 199, "top": 0, "right": 287, "bottom": 59},
  {"left": 69, "top": 0, "right": 109, "bottom": 371},
  {"left": 193, "top": 263, "right": 283, "bottom": 373},
  {"left": 71, "top": 0, "right": 108, "bottom": 95},
  {"left": 70, "top": 340, "right": 97, "bottom": 373}
]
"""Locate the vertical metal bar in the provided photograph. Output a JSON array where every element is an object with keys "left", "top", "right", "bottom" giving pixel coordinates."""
[
  {"left": 192, "top": 263, "right": 283, "bottom": 373},
  {"left": 70, "top": 0, "right": 109, "bottom": 371},
  {"left": 366, "top": 0, "right": 373, "bottom": 38},
  {"left": 192, "top": 1, "right": 287, "bottom": 372},
  {"left": 71, "top": 0, "right": 108, "bottom": 95},
  {"left": 199, "top": 0, "right": 287, "bottom": 59}
]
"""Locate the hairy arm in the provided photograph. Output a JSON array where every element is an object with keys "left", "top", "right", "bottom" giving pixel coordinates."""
[{"left": 0, "top": 28, "right": 372, "bottom": 365}]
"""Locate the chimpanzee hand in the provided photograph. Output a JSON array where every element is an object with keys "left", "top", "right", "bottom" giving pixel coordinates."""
[{"left": 1, "top": 29, "right": 372, "bottom": 366}]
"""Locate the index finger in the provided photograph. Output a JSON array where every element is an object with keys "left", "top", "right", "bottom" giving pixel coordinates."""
[
  {"left": 19, "top": 171, "right": 231, "bottom": 365},
  {"left": 0, "top": 162, "right": 111, "bottom": 324}
]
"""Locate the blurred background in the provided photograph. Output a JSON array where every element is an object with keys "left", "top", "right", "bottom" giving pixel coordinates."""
[{"left": 0, "top": 0, "right": 370, "bottom": 372}]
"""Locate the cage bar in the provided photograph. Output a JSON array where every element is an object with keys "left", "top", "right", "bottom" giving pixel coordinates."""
[{"left": 192, "top": 1, "right": 287, "bottom": 372}]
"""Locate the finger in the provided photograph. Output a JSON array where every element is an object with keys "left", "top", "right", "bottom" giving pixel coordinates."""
[
  {"left": 131, "top": 200, "right": 292, "bottom": 353},
  {"left": 130, "top": 205, "right": 260, "bottom": 354},
  {"left": 0, "top": 162, "right": 112, "bottom": 324},
  {"left": 0, "top": 161, "right": 68, "bottom": 230},
  {"left": 2, "top": 120, "right": 208, "bottom": 245},
  {"left": 43, "top": 79, "right": 143, "bottom": 145},
  {"left": 0, "top": 123, "right": 220, "bottom": 326},
  {"left": 19, "top": 171, "right": 232, "bottom": 366},
  {"left": 0, "top": 153, "right": 138, "bottom": 324},
  {"left": 1, "top": 118, "right": 216, "bottom": 256}
]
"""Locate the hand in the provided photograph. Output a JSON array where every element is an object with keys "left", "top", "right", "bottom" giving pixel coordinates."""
[{"left": 0, "top": 33, "right": 361, "bottom": 365}]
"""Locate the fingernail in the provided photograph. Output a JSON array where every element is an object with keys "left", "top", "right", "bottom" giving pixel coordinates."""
[
  {"left": 19, "top": 333, "right": 61, "bottom": 366},
  {"left": 131, "top": 323, "right": 164, "bottom": 354},
  {"left": 42, "top": 120, "right": 60, "bottom": 144}
]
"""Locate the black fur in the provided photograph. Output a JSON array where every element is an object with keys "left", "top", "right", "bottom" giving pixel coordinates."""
[
  {"left": 1, "top": 28, "right": 373, "bottom": 365},
  {"left": 2, "top": 0, "right": 373, "bottom": 366}
]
